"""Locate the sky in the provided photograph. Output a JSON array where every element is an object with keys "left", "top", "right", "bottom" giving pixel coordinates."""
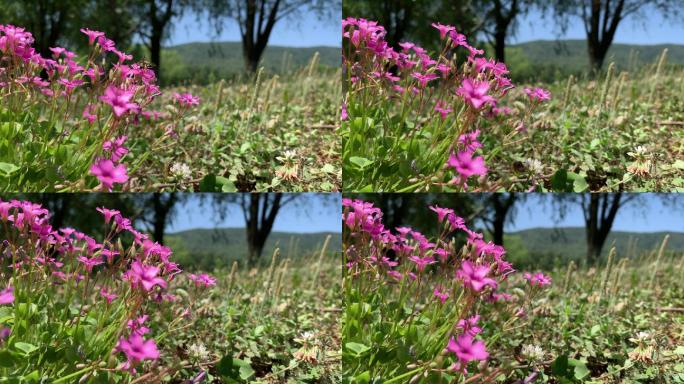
[
  {"left": 168, "top": 8, "right": 341, "bottom": 47},
  {"left": 508, "top": 194, "right": 684, "bottom": 233},
  {"left": 167, "top": 194, "right": 341, "bottom": 234},
  {"left": 512, "top": 6, "right": 684, "bottom": 45}
]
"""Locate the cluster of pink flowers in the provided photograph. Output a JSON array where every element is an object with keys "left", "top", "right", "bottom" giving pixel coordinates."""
[
  {"left": 0, "top": 287, "right": 13, "bottom": 305},
  {"left": 343, "top": 198, "right": 551, "bottom": 373},
  {"left": 188, "top": 273, "right": 217, "bottom": 288},
  {"left": 174, "top": 92, "right": 201, "bottom": 108},
  {"left": 0, "top": 198, "right": 216, "bottom": 373},
  {"left": 523, "top": 272, "right": 552, "bottom": 287},
  {"left": 0, "top": 24, "right": 200, "bottom": 190},
  {"left": 343, "top": 19, "right": 551, "bottom": 188}
]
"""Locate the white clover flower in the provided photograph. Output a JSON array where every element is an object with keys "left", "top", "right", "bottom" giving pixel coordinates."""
[
  {"left": 170, "top": 162, "right": 192, "bottom": 180},
  {"left": 525, "top": 159, "right": 544, "bottom": 175},
  {"left": 521, "top": 344, "right": 544, "bottom": 362},
  {"left": 188, "top": 342, "right": 210, "bottom": 361}
]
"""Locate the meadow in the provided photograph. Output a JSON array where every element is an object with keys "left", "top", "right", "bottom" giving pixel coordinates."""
[
  {"left": 0, "top": 199, "right": 341, "bottom": 383},
  {"left": 342, "top": 18, "right": 684, "bottom": 192},
  {"left": 342, "top": 199, "right": 684, "bottom": 383},
  {"left": 0, "top": 24, "right": 341, "bottom": 192}
]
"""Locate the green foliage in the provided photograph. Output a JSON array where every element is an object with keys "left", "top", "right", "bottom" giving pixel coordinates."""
[
  {"left": 165, "top": 254, "right": 342, "bottom": 383},
  {"left": 506, "top": 229, "right": 684, "bottom": 267},
  {"left": 159, "top": 42, "right": 340, "bottom": 86},
  {"left": 167, "top": 229, "right": 341, "bottom": 271},
  {"left": 137, "top": 65, "right": 342, "bottom": 192}
]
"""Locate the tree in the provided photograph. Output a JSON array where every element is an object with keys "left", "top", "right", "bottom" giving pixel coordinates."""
[
  {"left": 129, "top": 0, "right": 190, "bottom": 76},
  {"left": 473, "top": 0, "right": 537, "bottom": 63},
  {"left": 240, "top": 194, "right": 299, "bottom": 265},
  {"left": 136, "top": 193, "right": 186, "bottom": 244},
  {"left": 0, "top": 0, "right": 86, "bottom": 57},
  {"left": 478, "top": 193, "right": 520, "bottom": 246},
  {"left": 204, "top": 0, "right": 340, "bottom": 73},
  {"left": 343, "top": 0, "right": 479, "bottom": 51},
  {"left": 550, "top": 0, "right": 682, "bottom": 70}
]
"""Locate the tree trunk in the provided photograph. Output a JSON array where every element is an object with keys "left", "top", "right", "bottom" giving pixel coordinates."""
[
  {"left": 151, "top": 192, "right": 177, "bottom": 245},
  {"left": 243, "top": 46, "right": 261, "bottom": 73},
  {"left": 150, "top": 30, "right": 162, "bottom": 75},
  {"left": 583, "top": 193, "right": 622, "bottom": 266},
  {"left": 494, "top": 29, "right": 506, "bottom": 63},
  {"left": 489, "top": 193, "right": 516, "bottom": 246},
  {"left": 247, "top": 234, "right": 266, "bottom": 266},
  {"left": 243, "top": 194, "right": 283, "bottom": 266},
  {"left": 587, "top": 41, "right": 607, "bottom": 72}
]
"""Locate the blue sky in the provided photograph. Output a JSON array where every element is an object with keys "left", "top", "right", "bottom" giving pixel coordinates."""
[
  {"left": 508, "top": 194, "right": 684, "bottom": 233},
  {"left": 168, "top": 8, "right": 340, "bottom": 47},
  {"left": 512, "top": 6, "right": 684, "bottom": 45},
  {"left": 167, "top": 194, "right": 341, "bottom": 234}
]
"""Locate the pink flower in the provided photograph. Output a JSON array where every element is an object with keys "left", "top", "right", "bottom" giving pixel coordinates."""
[
  {"left": 446, "top": 334, "right": 488, "bottom": 364},
  {"left": 126, "top": 261, "right": 167, "bottom": 291},
  {"left": 523, "top": 87, "right": 551, "bottom": 102},
  {"left": 96, "top": 207, "right": 120, "bottom": 224},
  {"left": 78, "top": 255, "right": 103, "bottom": 272},
  {"left": 188, "top": 273, "right": 217, "bottom": 288},
  {"left": 83, "top": 104, "right": 97, "bottom": 123},
  {"left": 102, "top": 136, "right": 129, "bottom": 162},
  {"left": 447, "top": 213, "right": 466, "bottom": 230},
  {"left": 429, "top": 205, "right": 454, "bottom": 223},
  {"left": 0, "top": 327, "right": 10, "bottom": 341},
  {"left": 90, "top": 159, "right": 128, "bottom": 191},
  {"left": 0, "top": 287, "right": 14, "bottom": 305},
  {"left": 341, "top": 103, "right": 348, "bottom": 121},
  {"left": 431, "top": 23, "right": 455, "bottom": 40},
  {"left": 100, "top": 288, "right": 118, "bottom": 304},
  {"left": 433, "top": 287, "right": 449, "bottom": 303},
  {"left": 80, "top": 28, "right": 105, "bottom": 45},
  {"left": 458, "top": 130, "right": 482, "bottom": 152},
  {"left": 411, "top": 72, "right": 438, "bottom": 88},
  {"left": 434, "top": 101, "right": 452, "bottom": 120},
  {"left": 456, "top": 260, "right": 497, "bottom": 292},
  {"left": 447, "top": 151, "right": 487, "bottom": 179},
  {"left": 457, "top": 78, "right": 495, "bottom": 109},
  {"left": 456, "top": 315, "right": 482, "bottom": 336},
  {"left": 100, "top": 85, "right": 138, "bottom": 117},
  {"left": 523, "top": 272, "right": 552, "bottom": 287},
  {"left": 127, "top": 315, "right": 150, "bottom": 336},
  {"left": 408, "top": 255, "right": 436, "bottom": 271},
  {"left": 173, "top": 92, "right": 200, "bottom": 107},
  {"left": 116, "top": 333, "right": 159, "bottom": 366}
]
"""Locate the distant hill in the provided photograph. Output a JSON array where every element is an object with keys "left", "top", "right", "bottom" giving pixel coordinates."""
[
  {"left": 165, "top": 228, "right": 341, "bottom": 270},
  {"left": 504, "top": 227, "right": 684, "bottom": 269},
  {"left": 499, "top": 40, "right": 684, "bottom": 82},
  {"left": 161, "top": 41, "right": 340, "bottom": 84}
]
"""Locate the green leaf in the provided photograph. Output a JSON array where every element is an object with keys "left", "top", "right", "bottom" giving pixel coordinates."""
[
  {"left": 238, "top": 362, "right": 255, "bottom": 381},
  {"left": 570, "top": 358, "right": 590, "bottom": 380},
  {"left": 216, "top": 176, "right": 237, "bottom": 192},
  {"left": 14, "top": 342, "right": 38, "bottom": 355},
  {"left": 550, "top": 169, "right": 569, "bottom": 191},
  {"left": 354, "top": 371, "right": 370, "bottom": 384},
  {"left": 590, "top": 324, "right": 601, "bottom": 336},
  {"left": 217, "top": 356, "right": 254, "bottom": 382},
  {"left": 349, "top": 156, "right": 373, "bottom": 170},
  {"left": 673, "top": 160, "right": 684, "bottom": 170},
  {"left": 0, "top": 350, "right": 17, "bottom": 367},
  {"left": 345, "top": 342, "right": 370, "bottom": 356},
  {"left": 0, "top": 162, "right": 19, "bottom": 177},
  {"left": 199, "top": 174, "right": 217, "bottom": 192},
  {"left": 573, "top": 175, "right": 589, "bottom": 192},
  {"left": 551, "top": 354, "right": 570, "bottom": 376},
  {"left": 321, "top": 163, "right": 336, "bottom": 174}
]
